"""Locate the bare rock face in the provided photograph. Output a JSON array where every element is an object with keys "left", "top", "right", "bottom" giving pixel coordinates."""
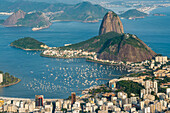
[
  {"left": 99, "top": 11, "right": 124, "bottom": 35},
  {"left": 3, "top": 10, "right": 26, "bottom": 26}
]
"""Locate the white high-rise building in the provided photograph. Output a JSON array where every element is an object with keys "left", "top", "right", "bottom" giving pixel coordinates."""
[
  {"left": 144, "top": 107, "right": 150, "bottom": 113},
  {"left": 166, "top": 88, "right": 170, "bottom": 95},
  {"left": 155, "top": 56, "right": 168, "bottom": 64},
  {"left": 0, "top": 73, "right": 3, "bottom": 83},
  {"left": 140, "top": 101, "right": 144, "bottom": 110}
]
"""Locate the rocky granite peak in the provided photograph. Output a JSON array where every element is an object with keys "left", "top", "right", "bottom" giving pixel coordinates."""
[
  {"left": 3, "top": 10, "right": 26, "bottom": 26},
  {"left": 99, "top": 11, "right": 124, "bottom": 35}
]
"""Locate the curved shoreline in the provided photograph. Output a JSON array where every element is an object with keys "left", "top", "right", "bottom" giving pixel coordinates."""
[
  {"left": 41, "top": 54, "right": 126, "bottom": 68},
  {"left": 40, "top": 53, "right": 86, "bottom": 59},
  {"left": 10, "top": 44, "right": 45, "bottom": 51},
  {"left": 0, "top": 79, "right": 21, "bottom": 88},
  {"left": 86, "top": 59, "right": 123, "bottom": 66}
]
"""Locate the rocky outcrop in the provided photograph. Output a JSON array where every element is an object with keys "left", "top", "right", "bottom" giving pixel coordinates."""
[
  {"left": 99, "top": 11, "right": 124, "bottom": 35},
  {"left": 16, "top": 12, "right": 51, "bottom": 28},
  {"left": 3, "top": 10, "right": 26, "bottom": 26}
]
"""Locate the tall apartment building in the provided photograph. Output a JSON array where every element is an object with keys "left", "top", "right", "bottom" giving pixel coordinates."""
[
  {"left": 141, "top": 80, "right": 158, "bottom": 98},
  {"left": 71, "top": 92, "right": 76, "bottom": 105},
  {"left": 155, "top": 56, "right": 168, "bottom": 64},
  {"left": 35, "top": 95, "right": 43, "bottom": 107}
]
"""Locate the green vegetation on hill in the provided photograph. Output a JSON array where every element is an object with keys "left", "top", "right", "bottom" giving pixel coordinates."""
[
  {"left": 116, "top": 80, "right": 144, "bottom": 97},
  {"left": 60, "top": 32, "right": 150, "bottom": 52},
  {"left": 0, "top": 71, "right": 20, "bottom": 86},
  {"left": 122, "top": 34, "right": 146, "bottom": 48},
  {"left": 60, "top": 31, "right": 122, "bottom": 51},
  {"left": 10, "top": 37, "right": 45, "bottom": 50},
  {"left": 89, "top": 86, "right": 112, "bottom": 95},
  {"left": 157, "top": 77, "right": 170, "bottom": 84},
  {"left": 156, "top": 77, "right": 170, "bottom": 93},
  {"left": 17, "top": 12, "right": 51, "bottom": 27},
  {"left": 51, "top": 2, "right": 110, "bottom": 22},
  {"left": 121, "top": 71, "right": 153, "bottom": 78},
  {"left": 60, "top": 31, "right": 156, "bottom": 62},
  {"left": 120, "top": 9, "right": 148, "bottom": 19}
]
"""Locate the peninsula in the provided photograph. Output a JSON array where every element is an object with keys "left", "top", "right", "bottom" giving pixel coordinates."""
[
  {"left": 41, "top": 11, "right": 156, "bottom": 63},
  {"left": 10, "top": 37, "right": 48, "bottom": 51},
  {"left": 0, "top": 71, "right": 21, "bottom": 88}
]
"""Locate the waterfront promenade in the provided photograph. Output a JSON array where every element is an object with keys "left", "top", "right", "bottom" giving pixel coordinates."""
[{"left": 0, "top": 96, "right": 63, "bottom": 101}]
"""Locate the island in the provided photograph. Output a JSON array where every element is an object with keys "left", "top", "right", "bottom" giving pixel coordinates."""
[
  {"left": 0, "top": 71, "right": 21, "bottom": 88},
  {"left": 10, "top": 37, "right": 48, "bottom": 51},
  {"left": 119, "top": 9, "right": 148, "bottom": 19},
  {"left": 2, "top": 10, "right": 51, "bottom": 31}
]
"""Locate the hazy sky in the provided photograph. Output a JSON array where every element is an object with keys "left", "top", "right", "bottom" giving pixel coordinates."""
[
  {"left": 7, "top": 0, "right": 170, "bottom": 4},
  {"left": 20, "top": 0, "right": 83, "bottom": 4}
]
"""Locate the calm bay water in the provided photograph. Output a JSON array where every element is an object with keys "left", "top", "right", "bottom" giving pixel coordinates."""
[
  {"left": 0, "top": 21, "right": 127, "bottom": 99},
  {"left": 122, "top": 7, "right": 170, "bottom": 57},
  {"left": 0, "top": 6, "right": 169, "bottom": 99}
]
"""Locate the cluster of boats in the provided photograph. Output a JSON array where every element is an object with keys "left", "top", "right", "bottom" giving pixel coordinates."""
[{"left": 22, "top": 58, "right": 127, "bottom": 98}]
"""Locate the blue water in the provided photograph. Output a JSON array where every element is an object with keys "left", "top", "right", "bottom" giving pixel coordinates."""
[
  {"left": 0, "top": 6, "right": 169, "bottom": 99},
  {"left": 122, "top": 7, "right": 170, "bottom": 57},
  {"left": 0, "top": 21, "right": 127, "bottom": 99}
]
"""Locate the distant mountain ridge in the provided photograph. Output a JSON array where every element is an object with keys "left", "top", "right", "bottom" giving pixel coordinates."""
[
  {"left": 51, "top": 2, "right": 110, "bottom": 22},
  {"left": 0, "top": 1, "right": 109, "bottom": 22},
  {"left": 3, "top": 10, "right": 51, "bottom": 28},
  {"left": 7, "top": 0, "right": 82, "bottom": 4}
]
